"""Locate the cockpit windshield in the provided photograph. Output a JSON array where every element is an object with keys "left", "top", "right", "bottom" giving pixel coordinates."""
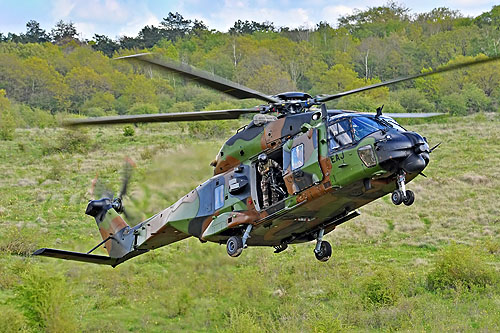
[
  {"left": 380, "top": 116, "right": 406, "bottom": 132},
  {"left": 351, "top": 117, "right": 387, "bottom": 141},
  {"left": 327, "top": 115, "right": 406, "bottom": 152},
  {"left": 351, "top": 116, "right": 406, "bottom": 141}
]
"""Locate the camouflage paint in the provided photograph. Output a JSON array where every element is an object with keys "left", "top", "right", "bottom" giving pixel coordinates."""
[{"left": 41, "top": 111, "right": 426, "bottom": 265}]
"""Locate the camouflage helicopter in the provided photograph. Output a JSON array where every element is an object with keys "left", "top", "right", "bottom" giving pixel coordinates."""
[{"left": 34, "top": 53, "right": 500, "bottom": 267}]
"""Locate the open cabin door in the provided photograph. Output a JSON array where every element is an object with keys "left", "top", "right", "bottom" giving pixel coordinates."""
[{"left": 282, "top": 128, "right": 323, "bottom": 194}]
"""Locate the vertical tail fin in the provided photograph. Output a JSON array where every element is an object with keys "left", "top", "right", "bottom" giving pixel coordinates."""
[{"left": 85, "top": 199, "right": 132, "bottom": 258}]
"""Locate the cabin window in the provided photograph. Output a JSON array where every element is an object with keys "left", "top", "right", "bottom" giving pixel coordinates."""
[
  {"left": 291, "top": 144, "right": 304, "bottom": 170},
  {"left": 214, "top": 185, "right": 224, "bottom": 210},
  {"left": 328, "top": 119, "right": 353, "bottom": 151}
]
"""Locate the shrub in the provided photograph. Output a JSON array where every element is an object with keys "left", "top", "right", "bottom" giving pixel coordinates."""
[
  {"left": 0, "top": 89, "right": 15, "bottom": 140},
  {"left": 361, "top": 267, "right": 408, "bottom": 306},
  {"left": 14, "top": 267, "right": 78, "bottom": 331},
  {"left": 0, "top": 226, "right": 38, "bottom": 256},
  {"left": 395, "top": 88, "right": 436, "bottom": 113},
  {"left": 440, "top": 93, "right": 467, "bottom": 116},
  {"left": 462, "top": 83, "right": 491, "bottom": 113},
  {"left": 426, "top": 244, "right": 497, "bottom": 292},
  {"left": 128, "top": 102, "right": 159, "bottom": 115},
  {"left": 42, "top": 129, "right": 93, "bottom": 155},
  {"left": 123, "top": 125, "right": 135, "bottom": 137},
  {"left": 187, "top": 120, "right": 237, "bottom": 139},
  {"left": 336, "top": 95, "right": 379, "bottom": 112},
  {"left": 0, "top": 306, "right": 28, "bottom": 332},
  {"left": 13, "top": 104, "right": 56, "bottom": 128}
]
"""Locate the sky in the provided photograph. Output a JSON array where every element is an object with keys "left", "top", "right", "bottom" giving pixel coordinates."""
[{"left": 0, "top": 0, "right": 497, "bottom": 40}]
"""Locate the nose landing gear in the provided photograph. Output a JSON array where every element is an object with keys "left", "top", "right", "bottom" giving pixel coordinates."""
[
  {"left": 314, "top": 228, "right": 332, "bottom": 262},
  {"left": 391, "top": 171, "right": 415, "bottom": 206}
]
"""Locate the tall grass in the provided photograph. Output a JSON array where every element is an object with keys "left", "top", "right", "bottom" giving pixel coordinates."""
[{"left": 0, "top": 116, "right": 499, "bottom": 331}]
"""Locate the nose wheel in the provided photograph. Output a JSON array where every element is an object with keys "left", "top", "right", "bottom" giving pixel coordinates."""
[
  {"left": 313, "top": 228, "right": 332, "bottom": 262},
  {"left": 391, "top": 172, "right": 415, "bottom": 206}
]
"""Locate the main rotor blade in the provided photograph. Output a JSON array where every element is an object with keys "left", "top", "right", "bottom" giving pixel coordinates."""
[
  {"left": 64, "top": 108, "right": 261, "bottom": 126},
  {"left": 316, "top": 55, "right": 500, "bottom": 103},
  {"left": 116, "top": 53, "right": 280, "bottom": 104}
]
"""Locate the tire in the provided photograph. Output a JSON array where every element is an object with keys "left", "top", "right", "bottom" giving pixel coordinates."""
[
  {"left": 403, "top": 190, "right": 415, "bottom": 206},
  {"left": 226, "top": 236, "right": 243, "bottom": 257},
  {"left": 391, "top": 190, "right": 403, "bottom": 205},
  {"left": 315, "top": 241, "right": 332, "bottom": 262}
]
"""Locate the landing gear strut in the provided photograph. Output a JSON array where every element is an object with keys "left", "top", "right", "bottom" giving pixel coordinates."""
[
  {"left": 391, "top": 171, "right": 415, "bottom": 206},
  {"left": 314, "top": 228, "right": 332, "bottom": 262},
  {"left": 226, "top": 224, "right": 253, "bottom": 258}
]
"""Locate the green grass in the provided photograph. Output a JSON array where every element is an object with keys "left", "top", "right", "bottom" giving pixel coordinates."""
[{"left": 0, "top": 115, "right": 499, "bottom": 332}]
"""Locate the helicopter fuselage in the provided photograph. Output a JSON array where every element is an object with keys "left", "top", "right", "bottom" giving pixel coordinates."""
[{"left": 129, "top": 109, "right": 429, "bottom": 253}]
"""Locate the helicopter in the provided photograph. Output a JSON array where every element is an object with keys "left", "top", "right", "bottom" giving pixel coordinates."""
[{"left": 33, "top": 53, "right": 500, "bottom": 267}]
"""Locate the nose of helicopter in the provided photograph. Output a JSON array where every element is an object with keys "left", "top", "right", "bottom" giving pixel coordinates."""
[{"left": 375, "top": 131, "right": 430, "bottom": 174}]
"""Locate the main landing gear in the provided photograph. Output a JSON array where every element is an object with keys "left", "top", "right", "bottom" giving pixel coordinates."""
[
  {"left": 391, "top": 171, "right": 415, "bottom": 206},
  {"left": 314, "top": 228, "right": 332, "bottom": 262},
  {"left": 226, "top": 224, "right": 253, "bottom": 257}
]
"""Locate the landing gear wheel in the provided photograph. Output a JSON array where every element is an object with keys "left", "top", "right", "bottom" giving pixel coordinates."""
[
  {"left": 391, "top": 190, "right": 404, "bottom": 205},
  {"left": 403, "top": 190, "right": 415, "bottom": 206},
  {"left": 314, "top": 241, "right": 332, "bottom": 262},
  {"left": 226, "top": 236, "right": 243, "bottom": 257}
]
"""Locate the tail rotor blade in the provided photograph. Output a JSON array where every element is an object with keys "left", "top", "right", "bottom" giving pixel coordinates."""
[{"left": 118, "top": 157, "right": 136, "bottom": 200}]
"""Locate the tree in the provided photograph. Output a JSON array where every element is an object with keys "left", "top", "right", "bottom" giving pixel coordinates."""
[
  {"left": 229, "top": 20, "right": 276, "bottom": 35},
  {"left": 24, "top": 20, "right": 50, "bottom": 43},
  {"left": 245, "top": 64, "right": 295, "bottom": 94},
  {"left": 50, "top": 20, "right": 78, "bottom": 44},
  {"left": 137, "top": 25, "right": 165, "bottom": 48},
  {"left": 65, "top": 66, "right": 110, "bottom": 110},
  {"left": 338, "top": 1, "right": 410, "bottom": 38},
  {"left": 416, "top": 7, "right": 462, "bottom": 35},
  {"left": 160, "top": 12, "right": 191, "bottom": 41},
  {"left": 92, "top": 34, "right": 119, "bottom": 57}
]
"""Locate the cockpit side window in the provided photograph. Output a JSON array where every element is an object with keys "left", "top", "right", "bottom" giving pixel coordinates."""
[{"left": 328, "top": 119, "right": 353, "bottom": 151}]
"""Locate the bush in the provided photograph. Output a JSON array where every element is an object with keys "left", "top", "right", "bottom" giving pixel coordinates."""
[
  {"left": 440, "top": 93, "right": 467, "bottom": 116},
  {"left": 0, "top": 306, "right": 28, "bottom": 332},
  {"left": 13, "top": 104, "right": 56, "bottom": 128},
  {"left": 14, "top": 267, "right": 78, "bottom": 331},
  {"left": 462, "top": 83, "right": 491, "bottom": 113},
  {"left": 0, "top": 89, "right": 15, "bottom": 140},
  {"left": 128, "top": 102, "right": 159, "bottom": 115},
  {"left": 42, "top": 129, "right": 93, "bottom": 155},
  {"left": 123, "top": 125, "right": 135, "bottom": 136},
  {"left": 395, "top": 88, "right": 436, "bottom": 113},
  {"left": 187, "top": 120, "right": 237, "bottom": 139},
  {"left": 336, "top": 95, "right": 379, "bottom": 112},
  {"left": 426, "top": 244, "right": 497, "bottom": 292},
  {"left": 0, "top": 226, "right": 38, "bottom": 256},
  {"left": 361, "top": 267, "right": 408, "bottom": 306}
]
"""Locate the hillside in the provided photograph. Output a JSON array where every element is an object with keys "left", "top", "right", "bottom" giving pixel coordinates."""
[{"left": 0, "top": 114, "right": 499, "bottom": 332}]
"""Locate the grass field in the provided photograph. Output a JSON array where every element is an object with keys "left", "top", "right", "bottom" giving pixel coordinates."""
[{"left": 0, "top": 114, "right": 499, "bottom": 332}]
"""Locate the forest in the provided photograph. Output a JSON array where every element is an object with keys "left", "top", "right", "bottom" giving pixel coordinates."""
[{"left": 1, "top": 3, "right": 500, "bottom": 140}]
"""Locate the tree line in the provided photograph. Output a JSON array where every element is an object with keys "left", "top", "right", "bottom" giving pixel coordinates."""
[{"left": 1, "top": 2, "right": 500, "bottom": 137}]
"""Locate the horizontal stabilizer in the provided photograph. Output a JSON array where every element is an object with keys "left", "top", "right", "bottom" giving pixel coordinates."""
[{"left": 33, "top": 248, "right": 148, "bottom": 267}]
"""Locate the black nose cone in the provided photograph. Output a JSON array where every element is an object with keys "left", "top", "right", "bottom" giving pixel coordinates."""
[{"left": 375, "top": 131, "right": 430, "bottom": 174}]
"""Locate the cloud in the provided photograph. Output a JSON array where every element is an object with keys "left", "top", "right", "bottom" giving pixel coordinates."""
[
  {"left": 321, "top": 5, "right": 354, "bottom": 25},
  {"left": 36, "top": 0, "right": 498, "bottom": 39},
  {"left": 118, "top": 12, "right": 161, "bottom": 38},
  {"left": 51, "top": 0, "right": 76, "bottom": 19}
]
